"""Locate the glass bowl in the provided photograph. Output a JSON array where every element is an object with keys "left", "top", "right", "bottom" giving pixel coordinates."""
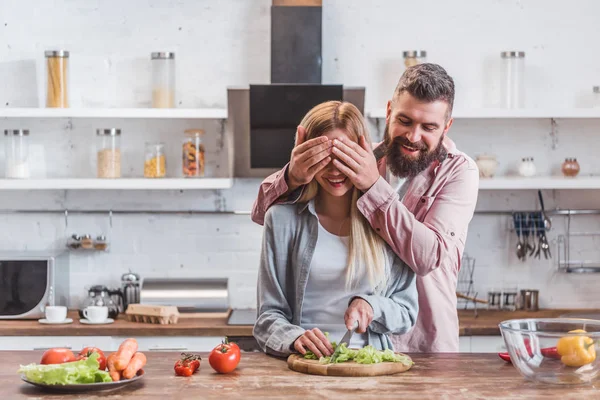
[{"left": 499, "top": 318, "right": 600, "bottom": 385}]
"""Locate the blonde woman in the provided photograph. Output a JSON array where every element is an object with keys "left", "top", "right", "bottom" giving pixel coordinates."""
[{"left": 253, "top": 101, "right": 418, "bottom": 359}]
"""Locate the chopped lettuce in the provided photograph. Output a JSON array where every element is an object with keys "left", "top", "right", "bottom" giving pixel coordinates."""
[
  {"left": 304, "top": 343, "right": 413, "bottom": 367},
  {"left": 18, "top": 352, "right": 112, "bottom": 385}
]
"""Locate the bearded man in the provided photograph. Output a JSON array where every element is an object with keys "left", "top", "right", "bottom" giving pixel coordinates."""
[{"left": 250, "top": 63, "right": 479, "bottom": 353}]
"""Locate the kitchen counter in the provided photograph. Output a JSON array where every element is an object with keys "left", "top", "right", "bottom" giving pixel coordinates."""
[
  {"left": 1, "top": 309, "right": 597, "bottom": 338},
  {"left": 4, "top": 351, "right": 599, "bottom": 399}
]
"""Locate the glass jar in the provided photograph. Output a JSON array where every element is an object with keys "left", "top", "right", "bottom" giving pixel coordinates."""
[
  {"left": 593, "top": 86, "right": 600, "bottom": 108},
  {"left": 67, "top": 234, "right": 81, "bottom": 250},
  {"left": 182, "top": 129, "right": 206, "bottom": 178},
  {"left": 403, "top": 50, "right": 426, "bottom": 68},
  {"left": 81, "top": 234, "right": 93, "bottom": 249},
  {"left": 144, "top": 142, "right": 166, "bottom": 178},
  {"left": 45, "top": 50, "right": 69, "bottom": 108},
  {"left": 151, "top": 52, "right": 176, "bottom": 108},
  {"left": 500, "top": 51, "right": 525, "bottom": 108},
  {"left": 562, "top": 158, "right": 580, "bottom": 177},
  {"left": 4, "top": 129, "right": 30, "bottom": 179},
  {"left": 96, "top": 128, "right": 122, "bottom": 178},
  {"left": 94, "top": 235, "right": 108, "bottom": 251}
]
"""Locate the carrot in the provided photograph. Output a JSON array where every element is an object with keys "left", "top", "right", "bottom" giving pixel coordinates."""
[
  {"left": 107, "top": 353, "right": 120, "bottom": 382},
  {"left": 113, "top": 338, "right": 138, "bottom": 371},
  {"left": 122, "top": 352, "right": 147, "bottom": 379}
]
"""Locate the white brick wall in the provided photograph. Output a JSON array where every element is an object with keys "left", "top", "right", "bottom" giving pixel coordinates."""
[{"left": 1, "top": 0, "right": 600, "bottom": 311}]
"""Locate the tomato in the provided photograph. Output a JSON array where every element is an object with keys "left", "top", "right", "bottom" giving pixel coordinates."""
[
  {"left": 174, "top": 353, "right": 201, "bottom": 377},
  {"left": 40, "top": 348, "right": 76, "bottom": 365},
  {"left": 209, "top": 341, "right": 241, "bottom": 374},
  {"left": 77, "top": 347, "right": 107, "bottom": 370},
  {"left": 225, "top": 337, "right": 241, "bottom": 357}
]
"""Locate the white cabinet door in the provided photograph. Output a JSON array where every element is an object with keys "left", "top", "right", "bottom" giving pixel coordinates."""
[
  {"left": 470, "top": 336, "right": 506, "bottom": 353},
  {"left": 0, "top": 336, "right": 113, "bottom": 351},
  {"left": 110, "top": 336, "right": 223, "bottom": 352},
  {"left": 458, "top": 336, "right": 471, "bottom": 352}
]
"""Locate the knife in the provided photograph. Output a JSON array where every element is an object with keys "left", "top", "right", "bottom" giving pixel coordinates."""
[{"left": 329, "top": 320, "right": 359, "bottom": 363}]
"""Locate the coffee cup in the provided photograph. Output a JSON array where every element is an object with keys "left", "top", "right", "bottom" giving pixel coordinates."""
[
  {"left": 83, "top": 306, "right": 109, "bottom": 323},
  {"left": 45, "top": 306, "right": 67, "bottom": 322}
]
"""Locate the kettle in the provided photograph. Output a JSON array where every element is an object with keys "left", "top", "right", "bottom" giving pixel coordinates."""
[{"left": 79, "top": 285, "right": 123, "bottom": 320}]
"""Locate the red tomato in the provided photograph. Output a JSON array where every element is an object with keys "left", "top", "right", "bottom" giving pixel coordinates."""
[
  {"left": 209, "top": 341, "right": 241, "bottom": 374},
  {"left": 40, "top": 348, "right": 76, "bottom": 365},
  {"left": 174, "top": 353, "right": 201, "bottom": 377},
  {"left": 77, "top": 347, "right": 107, "bottom": 371}
]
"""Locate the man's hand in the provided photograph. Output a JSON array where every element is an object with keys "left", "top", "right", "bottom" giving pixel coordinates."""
[
  {"left": 294, "top": 328, "right": 334, "bottom": 358},
  {"left": 344, "top": 298, "right": 374, "bottom": 334},
  {"left": 286, "top": 126, "right": 332, "bottom": 191},
  {"left": 331, "top": 136, "right": 379, "bottom": 191}
]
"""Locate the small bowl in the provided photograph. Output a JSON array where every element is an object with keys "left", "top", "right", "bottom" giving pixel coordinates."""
[{"left": 499, "top": 318, "right": 600, "bottom": 385}]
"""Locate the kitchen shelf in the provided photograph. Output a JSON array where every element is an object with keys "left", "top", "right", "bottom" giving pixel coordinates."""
[
  {"left": 0, "top": 178, "right": 233, "bottom": 190},
  {"left": 479, "top": 176, "right": 600, "bottom": 190},
  {"left": 0, "top": 108, "right": 228, "bottom": 119},
  {"left": 366, "top": 108, "right": 600, "bottom": 119}
]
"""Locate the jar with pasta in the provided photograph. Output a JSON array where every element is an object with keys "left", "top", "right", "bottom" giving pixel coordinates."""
[
  {"left": 96, "top": 129, "right": 121, "bottom": 178},
  {"left": 403, "top": 50, "right": 426, "bottom": 68},
  {"left": 182, "top": 129, "right": 205, "bottom": 178},
  {"left": 144, "top": 142, "right": 166, "bottom": 178},
  {"left": 45, "top": 50, "right": 69, "bottom": 108}
]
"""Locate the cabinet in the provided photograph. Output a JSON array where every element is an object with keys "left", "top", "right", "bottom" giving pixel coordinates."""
[{"left": 459, "top": 336, "right": 506, "bottom": 353}]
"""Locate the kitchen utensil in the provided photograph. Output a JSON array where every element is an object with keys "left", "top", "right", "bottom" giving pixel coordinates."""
[
  {"left": 329, "top": 321, "right": 358, "bottom": 363},
  {"left": 82, "top": 306, "right": 109, "bottom": 323},
  {"left": 512, "top": 212, "right": 526, "bottom": 260},
  {"left": 44, "top": 306, "right": 67, "bottom": 323},
  {"left": 499, "top": 318, "right": 600, "bottom": 385},
  {"left": 79, "top": 285, "right": 123, "bottom": 320},
  {"left": 519, "top": 289, "right": 539, "bottom": 311},
  {"left": 538, "top": 190, "right": 551, "bottom": 230},
  {"left": 21, "top": 369, "right": 144, "bottom": 393},
  {"left": 287, "top": 353, "right": 413, "bottom": 377},
  {"left": 475, "top": 154, "right": 499, "bottom": 178},
  {"left": 121, "top": 271, "right": 141, "bottom": 312},
  {"left": 124, "top": 304, "right": 180, "bottom": 325},
  {"left": 38, "top": 318, "right": 73, "bottom": 325}
]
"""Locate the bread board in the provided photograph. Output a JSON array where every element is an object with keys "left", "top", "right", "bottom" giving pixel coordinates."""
[{"left": 287, "top": 353, "right": 413, "bottom": 377}]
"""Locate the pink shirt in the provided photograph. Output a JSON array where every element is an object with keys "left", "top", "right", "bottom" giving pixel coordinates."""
[{"left": 250, "top": 138, "right": 480, "bottom": 352}]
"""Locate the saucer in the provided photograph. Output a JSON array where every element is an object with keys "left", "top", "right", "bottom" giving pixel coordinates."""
[
  {"left": 80, "top": 318, "right": 114, "bottom": 325},
  {"left": 38, "top": 318, "right": 73, "bottom": 325}
]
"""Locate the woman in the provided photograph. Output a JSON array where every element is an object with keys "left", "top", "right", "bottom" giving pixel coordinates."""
[{"left": 253, "top": 101, "right": 418, "bottom": 359}]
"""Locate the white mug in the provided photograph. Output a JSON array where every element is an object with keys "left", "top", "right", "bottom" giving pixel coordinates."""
[
  {"left": 45, "top": 306, "right": 67, "bottom": 322},
  {"left": 83, "top": 306, "right": 109, "bottom": 323}
]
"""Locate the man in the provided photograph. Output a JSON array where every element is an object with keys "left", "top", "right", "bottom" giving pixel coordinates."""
[{"left": 251, "top": 63, "right": 479, "bottom": 353}]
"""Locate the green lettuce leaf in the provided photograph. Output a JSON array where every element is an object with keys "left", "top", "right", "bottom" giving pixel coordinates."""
[
  {"left": 303, "top": 342, "right": 413, "bottom": 366},
  {"left": 18, "top": 352, "right": 112, "bottom": 385}
]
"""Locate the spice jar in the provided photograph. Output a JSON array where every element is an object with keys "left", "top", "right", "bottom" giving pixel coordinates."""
[
  {"left": 45, "top": 50, "right": 69, "bottom": 108},
  {"left": 96, "top": 129, "right": 122, "bottom": 178},
  {"left": 151, "top": 52, "right": 175, "bottom": 108},
  {"left": 562, "top": 158, "right": 580, "bottom": 177},
  {"left": 144, "top": 142, "right": 166, "bottom": 178},
  {"left": 518, "top": 157, "right": 536, "bottom": 177},
  {"left": 67, "top": 234, "right": 81, "bottom": 249},
  {"left": 94, "top": 235, "right": 108, "bottom": 251},
  {"left": 500, "top": 51, "right": 525, "bottom": 108},
  {"left": 81, "top": 234, "right": 93, "bottom": 249},
  {"left": 403, "top": 50, "right": 426, "bottom": 68},
  {"left": 182, "top": 129, "right": 206, "bottom": 178},
  {"left": 4, "top": 129, "right": 30, "bottom": 179}
]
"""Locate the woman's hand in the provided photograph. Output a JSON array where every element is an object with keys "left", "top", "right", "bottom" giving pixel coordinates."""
[
  {"left": 294, "top": 328, "right": 334, "bottom": 358},
  {"left": 345, "top": 298, "right": 374, "bottom": 334}
]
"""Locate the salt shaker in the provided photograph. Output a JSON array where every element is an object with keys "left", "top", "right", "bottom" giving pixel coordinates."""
[{"left": 518, "top": 157, "right": 536, "bottom": 177}]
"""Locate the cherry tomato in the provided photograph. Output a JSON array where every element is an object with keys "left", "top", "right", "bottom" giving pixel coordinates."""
[
  {"left": 174, "top": 353, "right": 201, "bottom": 377},
  {"left": 40, "top": 348, "right": 76, "bottom": 365},
  {"left": 77, "top": 347, "right": 107, "bottom": 370},
  {"left": 209, "top": 341, "right": 241, "bottom": 374}
]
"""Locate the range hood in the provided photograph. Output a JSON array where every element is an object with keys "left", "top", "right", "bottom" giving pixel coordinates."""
[{"left": 229, "top": 0, "right": 366, "bottom": 178}]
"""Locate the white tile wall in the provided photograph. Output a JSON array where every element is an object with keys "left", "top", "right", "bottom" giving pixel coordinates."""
[{"left": 1, "top": 0, "right": 600, "bottom": 311}]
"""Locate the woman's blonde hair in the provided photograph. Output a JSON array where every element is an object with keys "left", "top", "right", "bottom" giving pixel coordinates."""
[{"left": 297, "top": 101, "right": 388, "bottom": 293}]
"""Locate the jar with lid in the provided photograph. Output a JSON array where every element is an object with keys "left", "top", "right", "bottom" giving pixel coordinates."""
[
  {"left": 144, "top": 142, "right": 166, "bottom": 178},
  {"left": 96, "top": 129, "right": 122, "bottom": 178},
  {"left": 403, "top": 50, "right": 426, "bottom": 68},
  {"left": 81, "top": 234, "right": 93, "bottom": 249},
  {"left": 151, "top": 52, "right": 175, "bottom": 108},
  {"left": 94, "top": 235, "right": 108, "bottom": 251},
  {"left": 4, "top": 129, "right": 31, "bottom": 179},
  {"left": 45, "top": 50, "right": 69, "bottom": 108},
  {"left": 67, "top": 234, "right": 81, "bottom": 249},
  {"left": 593, "top": 86, "right": 600, "bottom": 108},
  {"left": 562, "top": 158, "right": 580, "bottom": 177},
  {"left": 182, "top": 129, "right": 206, "bottom": 177},
  {"left": 518, "top": 157, "right": 536, "bottom": 177},
  {"left": 500, "top": 51, "right": 525, "bottom": 108}
]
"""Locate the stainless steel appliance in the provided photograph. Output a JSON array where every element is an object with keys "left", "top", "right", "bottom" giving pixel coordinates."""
[
  {"left": 140, "top": 278, "right": 229, "bottom": 313},
  {"left": 0, "top": 251, "right": 69, "bottom": 319},
  {"left": 121, "top": 271, "right": 141, "bottom": 311}
]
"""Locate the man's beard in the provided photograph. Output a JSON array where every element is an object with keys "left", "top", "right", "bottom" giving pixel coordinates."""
[{"left": 383, "top": 122, "right": 447, "bottom": 179}]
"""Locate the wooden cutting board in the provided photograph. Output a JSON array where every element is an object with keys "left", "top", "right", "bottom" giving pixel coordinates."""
[{"left": 287, "top": 353, "right": 413, "bottom": 377}]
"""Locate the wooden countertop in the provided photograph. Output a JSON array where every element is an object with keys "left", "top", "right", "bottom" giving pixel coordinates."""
[
  {"left": 1, "top": 309, "right": 597, "bottom": 338},
  {"left": 4, "top": 351, "right": 600, "bottom": 399}
]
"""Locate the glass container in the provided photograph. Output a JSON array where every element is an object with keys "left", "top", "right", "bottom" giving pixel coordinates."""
[
  {"left": 403, "top": 50, "right": 427, "bottom": 68},
  {"left": 45, "top": 50, "right": 69, "bottom": 108},
  {"left": 500, "top": 51, "right": 525, "bottom": 108},
  {"left": 4, "top": 129, "right": 30, "bottom": 179},
  {"left": 144, "top": 142, "right": 166, "bottom": 178},
  {"left": 151, "top": 52, "right": 176, "bottom": 108},
  {"left": 96, "top": 128, "right": 122, "bottom": 178},
  {"left": 182, "top": 129, "right": 206, "bottom": 177}
]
